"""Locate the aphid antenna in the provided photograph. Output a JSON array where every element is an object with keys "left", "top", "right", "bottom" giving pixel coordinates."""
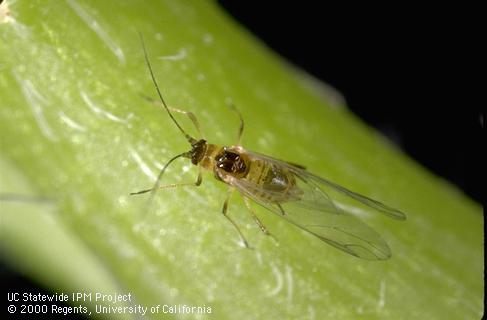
[{"left": 139, "top": 32, "right": 197, "bottom": 145}]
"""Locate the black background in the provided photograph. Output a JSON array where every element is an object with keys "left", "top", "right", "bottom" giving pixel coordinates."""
[{"left": 218, "top": 2, "right": 482, "bottom": 203}]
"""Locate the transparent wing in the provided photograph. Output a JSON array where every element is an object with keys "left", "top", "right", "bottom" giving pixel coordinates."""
[
  {"left": 250, "top": 152, "right": 407, "bottom": 220},
  {"left": 227, "top": 151, "right": 406, "bottom": 260}
]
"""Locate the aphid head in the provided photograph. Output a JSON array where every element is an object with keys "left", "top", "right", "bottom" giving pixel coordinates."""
[
  {"left": 215, "top": 148, "right": 248, "bottom": 176},
  {"left": 188, "top": 139, "right": 207, "bottom": 165}
]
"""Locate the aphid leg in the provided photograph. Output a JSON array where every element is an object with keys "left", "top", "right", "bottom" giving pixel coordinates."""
[
  {"left": 227, "top": 101, "right": 244, "bottom": 146},
  {"left": 242, "top": 196, "right": 273, "bottom": 237},
  {"left": 277, "top": 203, "right": 287, "bottom": 216},
  {"left": 222, "top": 187, "right": 250, "bottom": 248},
  {"left": 168, "top": 106, "right": 202, "bottom": 137},
  {"left": 130, "top": 166, "right": 202, "bottom": 196},
  {"left": 140, "top": 94, "right": 203, "bottom": 137},
  {"left": 147, "top": 170, "right": 203, "bottom": 194}
]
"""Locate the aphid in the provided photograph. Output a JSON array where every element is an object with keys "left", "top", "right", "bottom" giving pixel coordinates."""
[{"left": 132, "top": 35, "right": 406, "bottom": 260}]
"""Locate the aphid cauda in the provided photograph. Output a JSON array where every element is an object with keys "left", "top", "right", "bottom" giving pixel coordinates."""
[{"left": 131, "top": 34, "right": 406, "bottom": 260}]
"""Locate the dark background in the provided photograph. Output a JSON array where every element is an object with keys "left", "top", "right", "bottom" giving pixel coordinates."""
[{"left": 218, "top": 2, "right": 482, "bottom": 203}]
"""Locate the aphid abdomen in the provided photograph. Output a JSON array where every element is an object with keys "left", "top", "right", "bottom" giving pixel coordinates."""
[{"left": 245, "top": 160, "right": 298, "bottom": 203}]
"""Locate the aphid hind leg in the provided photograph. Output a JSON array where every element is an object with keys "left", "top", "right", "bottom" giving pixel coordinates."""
[
  {"left": 227, "top": 101, "right": 244, "bottom": 146},
  {"left": 222, "top": 187, "right": 250, "bottom": 248},
  {"left": 277, "top": 203, "right": 287, "bottom": 216}
]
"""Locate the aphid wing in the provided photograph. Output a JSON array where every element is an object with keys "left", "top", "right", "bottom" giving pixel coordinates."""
[
  {"left": 229, "top": 152, "right": 392, "bottom": 260},
  {"left": 279, "top": 198, "right": 392, "bottom": 260},
  {"left": 303, "top": 174, "right": 406, "bottom": 220},
  {"left": 248, "top": 151, "right": 406, "bottom": 220},
  {"left": 233, "top": 177, "right": 391, "bottom": 260}
]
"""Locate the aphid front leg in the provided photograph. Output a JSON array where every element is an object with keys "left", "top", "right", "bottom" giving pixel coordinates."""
[
  {"left": 168, "top": 106, "right": 203, "bottom": 137},
  {"left": 130, "top": 167, "right": 202, "bottom": 196},
  {"left": 227, "top": 102, "right": 244, "bottom": 146},
  {"left": 141, "top": 94, "right": 203, "bottom": 137},
  {"left": 222, "top": 187, "right": 250, "bottom": 248},
  {"left": 150, "top": 169, "right": 202, "bottom": 191}
]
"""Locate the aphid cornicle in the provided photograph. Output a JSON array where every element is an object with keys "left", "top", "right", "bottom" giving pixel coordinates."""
[{"left": 132, "top": 34, "right": 406, "bottom": 260}]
